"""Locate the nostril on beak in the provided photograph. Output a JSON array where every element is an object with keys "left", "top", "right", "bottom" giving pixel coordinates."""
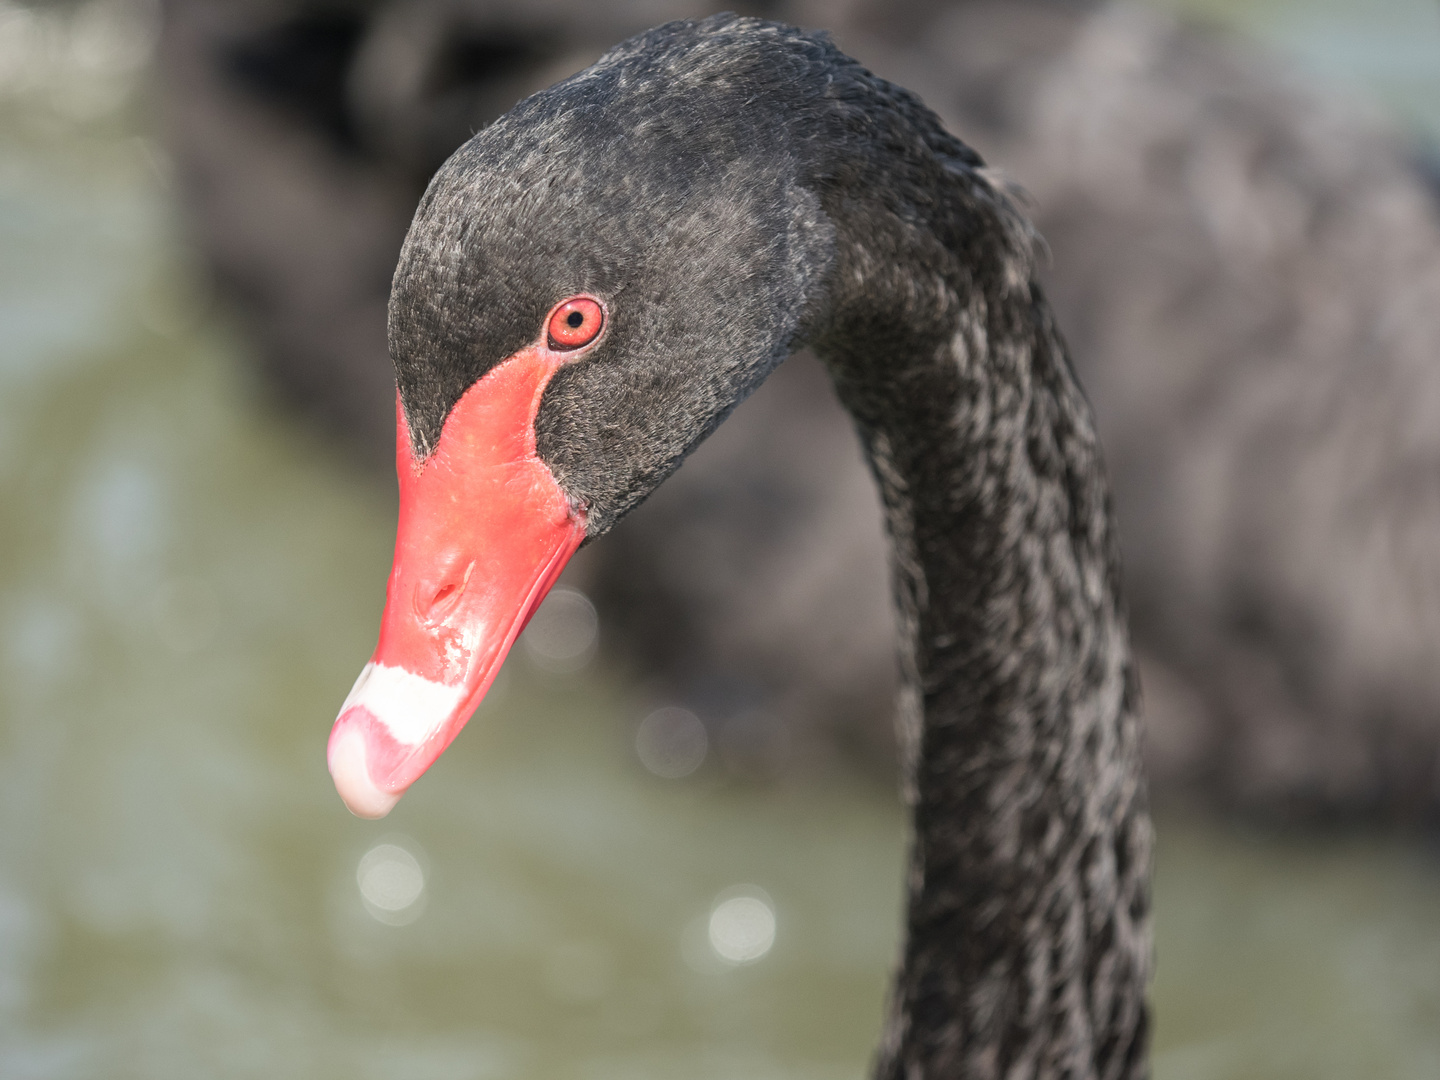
[{"left": 416, "top": 563, "right": 473, "bottom": 624}]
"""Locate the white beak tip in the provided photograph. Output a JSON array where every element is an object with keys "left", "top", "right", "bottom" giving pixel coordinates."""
[{"left": 328, "top": 724, "right": 402, "bottom": 819}]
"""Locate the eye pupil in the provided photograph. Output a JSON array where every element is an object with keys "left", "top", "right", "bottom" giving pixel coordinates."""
[{"left": 567, "top": 311, "right": 583, "bottom": 328}]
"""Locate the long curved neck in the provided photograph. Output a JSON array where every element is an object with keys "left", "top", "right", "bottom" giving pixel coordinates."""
[{"left": 812, "top": 163, "right": 1152, "bottom": 1079}]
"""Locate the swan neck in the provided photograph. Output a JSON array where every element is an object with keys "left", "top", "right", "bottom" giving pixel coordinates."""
[{"left": 815, "top": 176, "right": 1153, "bottom": 1080}]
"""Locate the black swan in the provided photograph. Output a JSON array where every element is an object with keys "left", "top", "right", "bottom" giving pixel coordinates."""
[
  {"left": 166, "top": 0, "right": 1440, "bottom": 820},
  {"left": 327, "top": 17, "right": 1152, "bottom": 1077}
]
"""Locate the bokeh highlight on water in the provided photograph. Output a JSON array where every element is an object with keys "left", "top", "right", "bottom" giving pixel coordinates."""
[{"left": 1, "top": 1, "right": 1439, "bottom": 1077}]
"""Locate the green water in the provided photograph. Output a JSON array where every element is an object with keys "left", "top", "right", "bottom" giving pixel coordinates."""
[{"left": 2, "top": 2, "right": 1440, "bottom": 1078}]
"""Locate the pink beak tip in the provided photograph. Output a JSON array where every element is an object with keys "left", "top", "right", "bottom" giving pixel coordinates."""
[{"left": 328, "top": 721, "right": 403, "bottom": 819}]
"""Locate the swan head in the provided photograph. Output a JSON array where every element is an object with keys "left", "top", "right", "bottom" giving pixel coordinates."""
[{"left": 328, "top": 16, "right": 844, "bottom": 817}]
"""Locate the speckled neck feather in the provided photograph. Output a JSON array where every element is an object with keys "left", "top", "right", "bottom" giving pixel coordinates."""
[
  {"left": 388, "top": 15, "right": 1151, "bottom": 1078},
  {"left": 815, "top": 111, "right": 1152, "bottom": 1080}
]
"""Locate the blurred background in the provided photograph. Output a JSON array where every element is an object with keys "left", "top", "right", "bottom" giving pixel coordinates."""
[{"left": 3, "top": 0, "right": 1440, "bottom": 1076}]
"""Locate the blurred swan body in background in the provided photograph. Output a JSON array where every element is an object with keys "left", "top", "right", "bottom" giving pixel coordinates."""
[{"left": 160, "top": 0, "right": 1440, "bottom": 822}]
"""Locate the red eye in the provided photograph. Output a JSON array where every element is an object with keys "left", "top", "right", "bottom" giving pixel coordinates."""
[{"left": 547, "top": 296, "right": 604, "bottom": 350}]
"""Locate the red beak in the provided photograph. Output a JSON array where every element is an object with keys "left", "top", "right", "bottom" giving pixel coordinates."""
[{"left": 328, "top": 346, "right": 586, "bottom": 817}]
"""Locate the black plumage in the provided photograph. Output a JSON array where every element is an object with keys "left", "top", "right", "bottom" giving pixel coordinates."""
[{"left": 389, "top": 17, "right": 1151, "bottom": 1078}]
